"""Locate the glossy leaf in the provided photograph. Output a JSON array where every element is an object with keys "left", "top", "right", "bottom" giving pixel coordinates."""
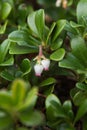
[
  {"left": 20, "top": 58, "right": 31, "bottom": 77},
  {"left": 1, "top": 2, "right": 12, "bottom": 20},
  {"left": 0, "top": 70, "right": 14, "bottom": 81},
  {"left": 73, "top": 91, "right": 87, "bottom": 106},
  {"left": 9, "top": 43, "right": 38, "bottom": 54},
  {"left": 0, "top": 56, "right": 14, "bottom": 66},
  {"left": 71, "top": 37, "right": 87, "bottom": 67},
  {"left": 76, "top": 82, "right": 87, "bottom": 91},
  {"left": 59, "top": 53, "right": 85, "bottom": 73},
  {"left": 0, "top": 20, "right": 8, "bottom": 34},
  {"left": 50, "top": 48, "right": 65, "bottom": 61},
  {"left": 39, "top": 77, "right": 56, "bottom": 87},
  {"left": 27, "top": 11, "right": 39, "bottom": 37},
  {"left": 51, "top": 38, "right": 63, "bottom": 51},
  {"left": 45, "top": 94, "right": 66, "bottom": 121},
  {"left": 77, "top": 0, "right": 87, "bottom": 24},
  {"left": 52, "top": 20, "right": 66, "bottom": 41},
  {"left": 46, "top": 22, "right": 56, "bottom": 44},
  {"left": 0, "top": 39, "right": 10, "bottom": 63},
  {"left": 35, "top": 9, "right": 45, "bottom": 39}
]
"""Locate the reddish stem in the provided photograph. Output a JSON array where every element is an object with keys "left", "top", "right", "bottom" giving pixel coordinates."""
[{"left": 39, "top": 45, "right": 43, "bottom": 56}]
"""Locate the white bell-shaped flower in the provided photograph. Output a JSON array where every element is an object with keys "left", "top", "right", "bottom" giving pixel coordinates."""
[
  {"left": 41, "top": 59, "right": 50, "bottom": 71},
  {"left": 55, "top": 0, "right": 61, "bottom": 7},
  {"left": 34, "top": 64, "right": 44, "bottom": 76}
]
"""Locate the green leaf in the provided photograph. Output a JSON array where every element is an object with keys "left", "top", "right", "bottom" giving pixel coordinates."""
[
  {"left": 71, "top": 37, "right": 87, "bottom": 67},
  {"left": 0, "top": 111, "right": 12, "bottom": 129},
  {"left": 8, "top": 30, "right": 36, "bottom": 47},
  {"left": 17, "top": 127, "right": 28, "bottom": 130},
  {"left": 63, "top": 100, "right": 74, "bottom": 120},
  {"left": 59, "top": 53, "right": 85, "bottom": 73},
  {"left": 27, "top": 11, "right": 39, "bottom": 37},
  {"left": 51, "top": 38, "right": 63, "bottom": 51},
  {"left": 0, "top": 39, "right": 10, "bottom": 63},
  {"left": 0, "top": 20, "right": 8, "bottom": 34},
  {"left": 0, "top": 91, "right": 12, "bottom": 109},
  {"left": 67, "top": 0, "right": 73, "bottom": 6},
  {"left": 52, "top": 20, "right": 66, "bottom": 41},
  {"left": 46, "top": 94, "right": 61, "bottom": 108},
  {"left": 74, "top": 99, "right": 87, "bottom": 123},
  {"left": 35, "top": 9, "right": 45, "bottom": 39},
  {"left": 46, "top": 94, "right": 65, "bottom": 121},
  {"left": 77, "top": 0, "right": 87, "bottom": 24},
  {"left": 46, "top": 22, "right": 56, "bottom": 44},
  {"left": 20, "top": 58, "right": 31, "bottom": 77},
  {"left": 39, "top": 77, "right": 56, "bottom": 87},
  {"left": 27, "top": 9, "right": 45, "bottom": 39},
  {"left": 0, "top": 55, "right": 14, "bottom": 66},
  {"left": 19, "top": 87, "right": 38, "bottom": 110},
  {"left": 76, "top": 82, "right": 87, "bottom": 91},
  {"left": 0, "top": 70, "right": 14, "bottom": 81},
  {"left": 9, "top": 43, "right": 38, "bottom": 54},
  {"left": 57, "top": 123, "right": 75, "bottom": 130},
  {"left": 12, "top": 79, "right": 27, "bottom": 105},
  {"left": 19, "top": 110, "right": 43, "bottom": 126},
  {"left": 63, "top": 100, "right": 72, "bottom": 112},
  {"left": 70, "top": 21, "right": 84, "bottom": 28},
  {"left": 73, "top": 91, "right": 87, "bottom": 106},
  {"left": 1, "top": 2, "right": 12, "bottom": 20},
  {"left": 50, "top": 48, "right": 65, "bottom": 61}
]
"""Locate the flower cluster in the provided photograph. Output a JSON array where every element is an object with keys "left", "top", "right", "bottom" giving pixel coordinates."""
[
  {"left": 55, "top": 0, "right": 67, "bottom": 8},
  {"left": 34, "top": 45, "right": 50, "bottom": 76}
]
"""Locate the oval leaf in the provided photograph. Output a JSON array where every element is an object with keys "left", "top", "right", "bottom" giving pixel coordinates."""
[{"left": 50, "top": 48, "right": 65, "bottom": 61}]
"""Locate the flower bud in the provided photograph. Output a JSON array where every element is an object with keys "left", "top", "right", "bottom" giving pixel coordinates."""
[
  {"left": 34, "top": 64, "right": 44, "bottom": 76},
  {"left": 41, "top": 59, "right": 50, "bottom": 71}
]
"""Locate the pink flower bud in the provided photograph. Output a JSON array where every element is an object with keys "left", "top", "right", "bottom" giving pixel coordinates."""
[
  {"left": 34, "top": 64, "right": 44, "bottom": 76},
  {"left": 41, "top": 59, "right": 50, "bottom": 71}
]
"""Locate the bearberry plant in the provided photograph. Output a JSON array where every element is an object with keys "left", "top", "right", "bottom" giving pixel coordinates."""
[{"left": 0, "top": 0, "right": 87, "bottom": 130}]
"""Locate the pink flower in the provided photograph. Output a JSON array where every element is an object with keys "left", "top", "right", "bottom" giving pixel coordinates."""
[
  {"left": 41, "top": 59, "right": 50, "bottom": 71},
  {"left": 34, "top": 64, "right": 44, "bottom": 76}
]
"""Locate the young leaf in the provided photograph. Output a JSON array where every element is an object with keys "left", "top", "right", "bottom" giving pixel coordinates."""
[
  {"left": 27, "top": 11, "right": 39, "bottom": 37},
  {"left": 35, "top": 9, "right": 45, "bottom": 39},
  {"left": 0, "top": 20, "right": 8, "bottom": 34},
  {"left": 52, "top": 20, "right": 66, "bottom": 41},
  {"left": 19, "top": 87, "right": 38, "bottom": 110},
  {"left": 12, "top": 79, "right": 27, "bottom": 105},
  {"left": 1, "top": 2, "right": 12, "bottom": 20},
  {"left": 0, "top": 39, "right": 10, "bottom": 63}
]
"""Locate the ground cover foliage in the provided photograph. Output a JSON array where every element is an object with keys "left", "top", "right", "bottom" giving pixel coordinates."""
[{"left": 0, "top": 0, "right": 87, "bottom": 130}]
